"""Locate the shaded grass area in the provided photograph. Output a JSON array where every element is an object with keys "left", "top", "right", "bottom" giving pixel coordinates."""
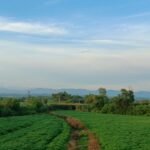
[{"left": 56, "top": 111, "right": 150, "bottom": 150}]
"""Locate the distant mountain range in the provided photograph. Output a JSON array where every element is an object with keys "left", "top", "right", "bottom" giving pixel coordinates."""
[{"left": 0, "top": 88, "right": 150, "bottom": 100}]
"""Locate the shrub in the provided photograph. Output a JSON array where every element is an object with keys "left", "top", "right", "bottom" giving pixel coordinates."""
[{"left": 132, "top": 104, "right": 150, "bottom": 115}]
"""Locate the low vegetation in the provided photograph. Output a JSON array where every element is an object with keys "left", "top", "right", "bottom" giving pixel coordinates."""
[
  {"left": 0, "top": 88, "right": 150, "bottom": 150},
  {"left": 56, "top": 111, "right": 150, "bottom": 150},
  {"left": 0, "top": 97, "right": 49, "bottom": 117},
  {"left": 0, "top": 114, "right": 70, "bottom": 150},
  {"left": 51, "top": 112, "right": 100, "bottom": 150}
]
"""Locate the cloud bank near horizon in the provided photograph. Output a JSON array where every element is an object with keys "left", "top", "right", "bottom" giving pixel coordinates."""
[
  {"left": 0, "top": 39, "right": 150, "bottom": 90},
  {"left": 0, "top": 0, "right": 150, "bottom": 90}
]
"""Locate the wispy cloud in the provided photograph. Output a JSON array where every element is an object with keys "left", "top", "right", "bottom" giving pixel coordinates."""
[
  {"left": 0, "top": 17, "right": 68, "bottom": 36},
  {"left": 124, "top": 12, "right": 150, "bottom": 19}
]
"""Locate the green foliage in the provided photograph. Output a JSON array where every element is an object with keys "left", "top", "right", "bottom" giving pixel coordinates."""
[
  {"left": 85, "top": 94, "right": 96, "bottom": 104},
  {"left": 51, "top": 92, "right": 72, "bottom": 102},
  {"left": 0, "top": 99, "right": 21, "bottom": 116},
  {"left": 57, "top": 111, "right": 150, "bottom": 150},
  {"left": 47, "top": 121, "right": 70, "bottom": 150},
  {"left": 101, "top": 103, "right": 117, "bottom": 114},
  {"left": 25, "top": 98, "right": 48, "bottom": 113},
  {"left": 98, "top": 87, "right": 107, "bottom": 96},
  {"left": 71, "top": 95, "right": 84, "bottom": 103},
  {"left": 0, "top": 97, "right": 50, "bottom": 117},
  {"left": 85, "top": 89, "right": 109, "bottom": 111},
  {"left": 0, "top": 114, "right": 70, "bottom": 150},
  {"left": 93, "top": 95, "right": 109, "bottom": 110},
  {"left": 132, "top": 104, "right": 150, "bottom": 115},
  {"left": 85, "top": 88, "right": 138, "bottom": 115}
]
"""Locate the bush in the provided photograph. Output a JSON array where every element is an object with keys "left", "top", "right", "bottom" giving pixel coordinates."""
[
  {"left": 132, "top": 104, "right": 150, "bottom": 115},
  {"left": 0, "top": 99, "right": 21, "bottom": 117},
  {"left": 101, "top": 103, "right": 117, "bottom": 114},
  {"left": 0, "top": 107, "right": 15, "bottom": 116},
  {"left": 0, "top": 97, "right": 49, "bottom": 117}
]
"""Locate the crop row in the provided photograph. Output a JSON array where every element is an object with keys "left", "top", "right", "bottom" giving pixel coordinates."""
[
  {"left": 0, "top": 115, "right": 70, "bottom": 150},
  {"left": 47, "top": 121, "right": 70, "bottom": 150},
  {"left": 56, "top": 111, "right": 150, "bottom": 150},
  {"left": 0, "top": 115, "right": 43, "bottom": 136}
]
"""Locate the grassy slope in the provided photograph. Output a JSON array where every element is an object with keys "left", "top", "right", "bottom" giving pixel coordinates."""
[{"left": 56, "top": 111, "right": 150, "bottom": 150}]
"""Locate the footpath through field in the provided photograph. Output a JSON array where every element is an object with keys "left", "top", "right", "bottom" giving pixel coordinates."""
[
  {"left": 55, "top": 111, "right": 150, "bottom": 150},
  {"left": 51, "top": 112, "right": 101, "bottom": 150}
]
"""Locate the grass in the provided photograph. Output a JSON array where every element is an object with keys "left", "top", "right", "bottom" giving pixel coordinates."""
[
  {"left": 56, "top": 111, "right": 150, "bottom": 150},
  {"left": 0, "top": 114, "right": 70, "bottom": 150}
]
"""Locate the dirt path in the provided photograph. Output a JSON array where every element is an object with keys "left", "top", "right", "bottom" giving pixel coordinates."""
[{"left": 50, "top": 112, "right": 101, "bottom": 150}]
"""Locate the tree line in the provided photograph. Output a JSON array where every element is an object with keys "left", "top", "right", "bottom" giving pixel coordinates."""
[
  {"left": 0, "top": 97, "right": 49, "bottom": 117},
  {"left": 85, "top": 88, "right": 150, "bottom": 115},
  {"left": 0, "top": 88, "right": 149, "bottom": 117}
]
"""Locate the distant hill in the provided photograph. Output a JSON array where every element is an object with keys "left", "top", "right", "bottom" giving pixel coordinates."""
[{"left": 0, "top": 88, "right": 150, "bottom": 99}]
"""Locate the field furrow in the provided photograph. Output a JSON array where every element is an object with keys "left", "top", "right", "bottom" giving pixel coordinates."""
[{"left": 0, "top": 114, "right": 70, "bottom": 150}]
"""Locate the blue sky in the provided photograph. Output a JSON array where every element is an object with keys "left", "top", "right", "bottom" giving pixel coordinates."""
[{"left": 0, "top": 0, "right": 150, "bottom": 90}]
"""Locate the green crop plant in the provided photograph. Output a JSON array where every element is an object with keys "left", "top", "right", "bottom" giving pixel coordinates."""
[
  {"left": 56, "top": 111, "right": 150, "bottom": 150},
  {"left": 0, "top": 114, "right": 70, "bottom": 150}
]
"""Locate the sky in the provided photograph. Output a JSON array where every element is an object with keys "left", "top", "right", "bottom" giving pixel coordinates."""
[{"left": 0, "top": 0, "right": 150, "bottom": 90}]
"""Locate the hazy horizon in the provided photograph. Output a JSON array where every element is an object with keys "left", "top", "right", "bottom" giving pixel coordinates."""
[{"left": 0, "top": 0, "right": 150, "bottom": 90}]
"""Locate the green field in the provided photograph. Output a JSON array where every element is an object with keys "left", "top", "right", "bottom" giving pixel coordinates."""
[
  {"left": 0, "top": 114, "right": 70, "bottom": 150},
  {"left": 0, "top": 112, "right": 150, "bottom": 150},
  {"left": 56, "top": 111, "right": 150, "bottom": 150}
]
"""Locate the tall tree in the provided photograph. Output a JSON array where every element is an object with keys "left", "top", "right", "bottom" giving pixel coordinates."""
[
  {"left": 115, "top": 89, "right": 135, "bottom": 114},
  {"left": 98, "top": 88, "right": 107, "bottom": 96}
]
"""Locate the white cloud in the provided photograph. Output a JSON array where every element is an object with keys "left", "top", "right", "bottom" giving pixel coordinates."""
[
  {"left": 0, "top": 17, "right": 68, "bottom": 36},
  {"left": 0, "top": 40, "right": 150, "bottom": 90},
  {"left": 124, "top": 12, "right": 150, "bottom": 19},
  {"left": 103, "top": 23, "right": 150, "bottom": 46},
  {"left": 1, "top": 15, "right": 150, "bottom": 89}
]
